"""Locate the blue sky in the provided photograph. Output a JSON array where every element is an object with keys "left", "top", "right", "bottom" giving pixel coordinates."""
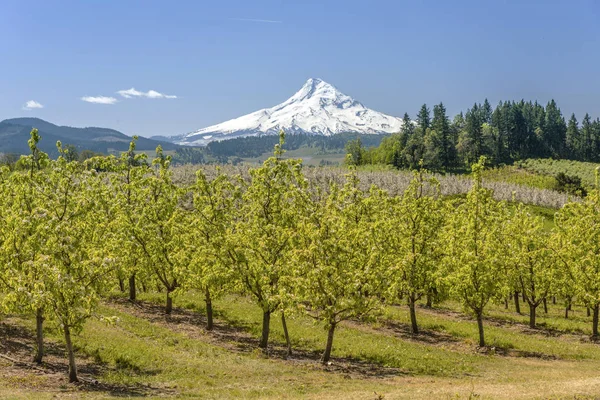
[{"left": 2, "top": 0, "right": 600, "bottom": 137}]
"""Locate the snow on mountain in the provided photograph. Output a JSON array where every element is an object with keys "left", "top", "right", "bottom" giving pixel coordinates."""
[{"left": 177, "top": 78, "right": 403, "bottom": 146}]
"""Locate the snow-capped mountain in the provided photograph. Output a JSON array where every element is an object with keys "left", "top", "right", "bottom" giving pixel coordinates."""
[{"left": 177, "top": 78, "right": 403, "bottom": 145}]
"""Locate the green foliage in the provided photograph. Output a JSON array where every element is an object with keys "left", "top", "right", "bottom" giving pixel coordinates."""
[
  {"left": 503, "top": 203, "right": 557, "bottom": 327},
  {"left": 344, "top": 138, "right": 365, "bottom": 166},
  {"left": 555, "top": 173, "right": 600, "bottom": 337},
  {"left": 378, "top": 169, "right": 444, "bottom": 333},
  {"left": 294, "top": 170, "right": 387, "bottom": 360},
  {"left": 359, "top": 99, "right": 600, "bottom": 171},
  {"left": 443, "top": 157, "right": 508, "bottom": 346},
  {"left": 229, "top": 131, "right": 308, "bottom": 347},
  {"left": 554, "top": 172, "right": 587, "bottom": 196},
  {"left": 186, "top": 166, "right": 241, "bottom": 321},
  {"left": 481, "top": 165, "right": 557, "bottom": 190},
  {"left": 7, "top": 126, "right": 600, "bottom": 386},
  {"left": 519, "top": 158, "right": 600, "bottom": 189}
]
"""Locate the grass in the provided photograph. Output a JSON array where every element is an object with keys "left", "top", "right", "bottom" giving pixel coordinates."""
[
  {"left": 168, "top": 292, "right": 480, "bottom": 376},
  {"left": 519, "top": 158, "right": 600, "bottom": 188},
  {"left": 481, "top": 165, "right": 557, "bottom": 191},
  {"left": 5, "top": 291, "right": 600, "bottom": 398}
]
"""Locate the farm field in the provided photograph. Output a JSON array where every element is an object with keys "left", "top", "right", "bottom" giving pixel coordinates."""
[{"left": 1, "top": 132, "right": 599, "bottom": 400}]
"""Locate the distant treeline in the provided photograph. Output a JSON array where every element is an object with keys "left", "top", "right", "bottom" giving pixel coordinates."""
[
  {"left": 205, "top": 132, "right": 388, "bottom": 159},
  {"left": 348, "top": 100, "right": 600, "bottom": 170}
]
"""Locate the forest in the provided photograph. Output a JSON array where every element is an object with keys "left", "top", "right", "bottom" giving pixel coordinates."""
[
  {"left": 2, "top": 128, "right": 600, "bottom": 394},
  {"left": 346, "top": 100, "right": 600, "bottom": 170}
]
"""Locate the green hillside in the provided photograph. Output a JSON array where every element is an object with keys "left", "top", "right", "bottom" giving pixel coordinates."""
[{"left": 0, "top": 118, "right": 179, "bottom": 157}]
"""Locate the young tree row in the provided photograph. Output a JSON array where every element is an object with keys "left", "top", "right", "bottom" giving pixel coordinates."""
[{"left": 2, "top": 130, "right": 600, "bottom": 382}]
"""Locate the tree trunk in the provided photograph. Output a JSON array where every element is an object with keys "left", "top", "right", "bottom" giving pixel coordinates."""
[
  {"left": 34, "top": 308, "right": 44, "bottom": 364},
  {"left": 552, "top": 296, "right": 556, "bottom": 305},
  {"left": 166, "top": 291, "right": 173, "bottom": 315},
  {"left": 529, "top": 303, "right": 537, "bottom": 329},
  {"left": 141, "top": 281, "right": 147, "bottom": 293},
  {"left": 568, "top": 296, "right": 572, "bottom": 310},
  {"left": 504, "top": 297, "right": 508, "bottom": 309},
  {"left": 259, "top": 310, "right": 271, "bottom": 349},
  {"left": 588, "top": 307, "right": 591, "bottom": 317},
  {"left": 522, "top": 291, "right": 526, "bottom": 302},
  {"left": 408, "top": 294, "right": 419, "bottom": 334},
  {"left": 514, "top": 292, "right": 521, "bottom": 314},
  {"left": 128, "top": 274, "right": 136, "bottom": 301},
  {"left": 543, "top": 297, "right": 548, "bottom": 314},
  {"left": 593, "top": 304, "right": 599, "bottom": 341},
  {"left": 63, "top": 325, "right": 78, "bottom": 383},
  {"left": 118, "top": 278, "right": 125, "bottom": 292},
  {"left": 321, "top": 322, "right": 336, "bottom": 363},
  {"left": 281, "top": 312, "right": 292, "bottom": 357},
  {"left": 476, "top": 311, "right": 485, "bottom": 347},
  {"left": 565, "top": 305, "right": 569, "bottom": 319},
  {"left": 425, "top": 293, "right": 432, "bottom": 308},
  {"left": 205, "top": 288, "right": 213, "bottom": 331}
]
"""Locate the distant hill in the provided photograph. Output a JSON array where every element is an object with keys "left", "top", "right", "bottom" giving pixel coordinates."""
[{"left": 0, "top": 118, "right": 179, "bottom": 157}]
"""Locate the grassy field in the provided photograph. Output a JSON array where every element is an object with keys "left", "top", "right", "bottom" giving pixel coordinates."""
[
  {"left": 481, "top": 165, "right": 558, "bottom": 191},
  {"left": 519, "top": 158, "right": 600, "bottom": 188},
  {"left": 3, "top": 291, "right": 600, "bottom": 399}
]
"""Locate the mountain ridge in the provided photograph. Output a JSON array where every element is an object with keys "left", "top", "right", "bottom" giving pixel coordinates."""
[{"left": 0, "top": 118, "right": 179, "bottom": 156}]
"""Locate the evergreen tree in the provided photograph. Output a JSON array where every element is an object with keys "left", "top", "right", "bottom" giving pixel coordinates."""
[
  {"left": 482, "top": 99, "right": 493, "bottom": 124},
  {"left": 566, "top": 114, "right": 580, "bottom": 159},
  {"left": 417, "top": 104, "right": 431, "bottom": 134},
  {"left": 458, "top": 104, "right": 484, "bottom": 164},
  {"left": 593, "top": 119, "right": 600, "bottom": 161},
  {"left": 401, "top": 112, "right": 415, "bottom": 136},
  {"left": 581, "top": 114, "right": 593, "bottom": 161},
  {"left": 490, "top": 103, "right": 509, "bottom": 163},
  {"left": 432, "top": 102, "right": 454, "bottom": 168},
  {"left": 543, "top": 100, "right": 567, "bottom": 158}
]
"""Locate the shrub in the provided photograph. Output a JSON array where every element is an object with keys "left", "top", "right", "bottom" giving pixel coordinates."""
[{"left": 554, "top": 172, "right": 587, "bottom": 196}]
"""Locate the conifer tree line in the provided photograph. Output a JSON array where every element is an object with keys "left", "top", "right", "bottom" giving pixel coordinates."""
[
  {"left": 347, "top": 100, "right": 600, "bottom": 169},
  {"left": 3, "top": 129, "right": 600, "bottom": 383}
]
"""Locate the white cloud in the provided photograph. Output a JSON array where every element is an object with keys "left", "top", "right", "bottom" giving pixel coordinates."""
[
  {"left": 228, "top": 18, "right": 282, "bottom": 24},
  {"left": 81, "top": 96, "right": 118, "bottom": 105},
  {"left": 23, "top": 100, "right": 44, "bottom": 110},
  {"left": 117, "top": 88, "right": 144, "bottom": 98},
  {"left": 117, "top": 88, "right": 177, "bottom": 99}
]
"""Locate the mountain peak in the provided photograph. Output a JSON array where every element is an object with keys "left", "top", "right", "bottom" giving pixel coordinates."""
[
  {"left": 301, "top": 77, "right": 328, "bottom": 91},
  {"left": 288, "top": 78, "right": 350, "bottom": 105},
  {"left": 178, "top": 79, "right": 403, "bottom": 145}
]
